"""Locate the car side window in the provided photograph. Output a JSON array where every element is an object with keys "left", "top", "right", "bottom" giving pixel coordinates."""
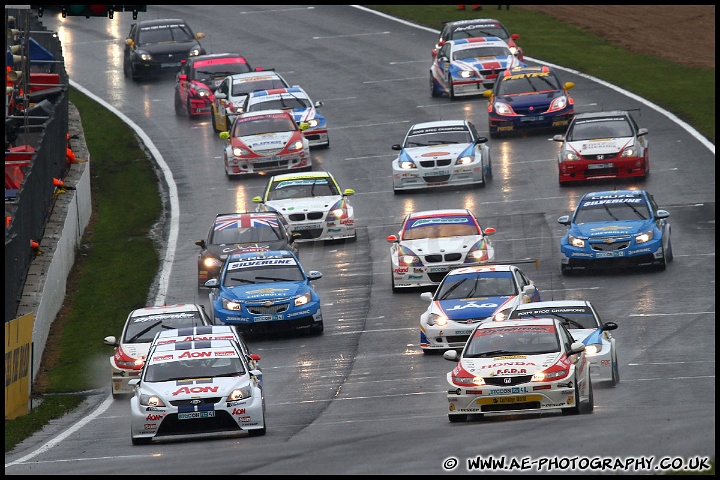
[{"left": 514, "top": 270, "right": 528, "bottom": 289}]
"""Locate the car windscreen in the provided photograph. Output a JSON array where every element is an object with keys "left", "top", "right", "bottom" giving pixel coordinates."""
[
  {"left": 223, "top": 263, "right": 304, "bottom": 286},
  {"left": 144, "top": 356, "right": 245, "bottom": 382},
  {"left": 402, "top": 216, "right": 479, "bottom": 240},
  {"left": 567, "top": 118, "right": 634, "bottom": 141},
  {"left": 453, "top": 46, "right": 510, "bottom": 61},
  {"left": 232, "top": 79, "right": 288, "bottom": 96},
  {"left": 249, "top": 97, "right": 310, "bottom": 111},
  {"left": 138, "top": 24, "right": 194, "bottom": 45},
  {"left": 267, "top": 179, "right": 338, "bottom": 200},
  {"left": 451, "top": 24, "right": 509, "bottom": 41},
  {"left": 211, "top": 225, "right": 283, "bottom": 244},
  {"left": 436, "top": 272, "right": 517, "bottom": 300},
  {"left": 497, "top": 73, "right": 562, "bottom": 95},
  {"left": 464, "top": 325, "right": 559, "bottom": 357},
  {"left": 193, "top": 62, "right": 252, "bottom": 81},
  {"left": 405, "top": 130, "right": 472, "bottom": 147},
  {"left": 123, "top": 311, "right": 205, "bottom": 343},
  {"left": 509, "top": 306, "right": 600, "bottom": 329},
  {"left": 234, "top": 116, "right": 296, "bottom": 136},
  {"left": 574, "top": 199, "right": 651, "bottom": 223}
]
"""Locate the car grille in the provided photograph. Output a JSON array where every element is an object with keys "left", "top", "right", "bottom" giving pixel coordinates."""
[
  {"left": 419, "top": 159, "right": 453, "bottom": 168},
  {"left": 590, "top": 240, "right": 630, "bottom": 251},
  {"left": 423, "top": 175, "right": 452, "bottom": 184},
  {"left": 247, "top": 303, "right": 290, "bottom": 315},
  {"left": 252, "top": 159, "right": 286, "bottom": 170},
  {"left": 482, "top": 375, "right": 533, "bottom": 386},
  {"left": 424, "top": 253, "right": 462, "bottom": 263},
  {"left": 481, "top": 401, "right": 542, "bottom": 412},
  {"left": 293, "top": 229, "right": 324, "bottom": 240},
  {"left": 512, "top": 103, "right": 551, "bottom": 116},
  {"left": 583, "top": 153, "right": 619, "bottom": 161},
  {"left": 170, "top": 397, "right": 222, "bottom": 407},
  {"left": 288, "top": 212, "right": 324, "bottom": 221},
  {"left": 446, "top": 335, "right": 471, "bottom": 344},
  {"left": 155, "top": 411, "right": 240, "bottom": 436}
]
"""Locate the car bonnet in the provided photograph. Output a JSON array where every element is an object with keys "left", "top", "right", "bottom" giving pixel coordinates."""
[
  {"left": 566, "top": 137, "right": 634, "bottom": 155},
  {"left": 571, "top": 218, "right": 654, "bottom": 238},
  {"left": 459, "top": 351, "right": 563, "bottom": 377},
  {"left": 222, "top": 282, "right": 306, "bottom": 301},
  {"left": 436, "top": 295, "right": 519, "bottom": 321},
  {"left": 400, "top": 143, "right": 474, "bottom": 162},
  {"left": 235, "top": 131, "right": 296, "bottom": 151}
]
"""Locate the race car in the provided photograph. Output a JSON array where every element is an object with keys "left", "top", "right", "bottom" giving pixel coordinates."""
[
  {"left": 558, "top": 189, "right": 672, "bottom": 274},
  {"left": 430, "top": 36, "right": 524, "bottom": 100},
  {"left": 252, "top": 171, "right": 356, "bottom": 242},
  {"left": 433, "top": 18, "right": 524, "bottom": 62},
  {"left": 206, "top": 250, "right": 324, "bottom": 335},
  {"left": 195, "top": 212, "right": 299, "bottom": 288},
  {"left": 129, "top": 338, "right": 266, "bottom": 445},
  {"left": 174, "top": 53, "right": 255, "bottom": 117},
  {"left": 103, "top": 304, "right": 212, "bottom": 398},
  {"left": 387, "top": 209, "right": 496, "bottom": 292},
  {"left": 391, "top": 119, "right": 492, "bottom": 193},
  {"left": 243, "top": 86, "right": 329, "bottom": 148},
  {"left": 507, "top": 300, "right": 619, "bottom": 385},
  {"left": 443, "top": 317, "right": 593, "bottom": 422},
  {"left": 553, "top": 110, "right": 649, "bottom": 185},
  {"left": 210, "top": 71, "right": 291, "bottom": 132},
  {"left": 419, "top": 263, "right": 541, "bottom": 353},
  {"left": 483, "top": 65, "right": 575, "bottom": 137},
  {"left": 219, "top": 109, "right": 311, "bottom": 177}
]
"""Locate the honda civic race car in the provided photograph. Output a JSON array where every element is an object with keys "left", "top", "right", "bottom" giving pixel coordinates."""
[
  {"left": 443, "top": 318, "right": 593, "bottom": 422},
  {"left": 252, "top": 171, "right": 356, "bottom": 242},
  {"left": 553, "top": 110, "right": 649, "bottom": 185},
  {"left": 507, "top": 300, "right": 619, "bottom": 385},
  {"left": 483, "top": 65, "right": 575, "bottom": 138},
  {"left": 391, "top": 119, "right": 492, "bottom": 193},
  {"left": 387, "top": 209, "right": 496, "bottom": 292},
  {"left": 206, "top": 250, "right": 324, "bottom": 335},
  {"left": 219, "top": 109, "right": 310, "bottom": 177},
  {"left": 129, "top": 339, "right": 265, "bottom": 445},
  {"left": 103, "top": 304, "right": 212, "bottom": 398},
  {"left": 558, "top": 190, "right": 672, "bottom": 274},
  {"left": 430, "top": 36, "right": 524, "bottom": 100},
  {"left": 243, "top": 86, "right": 329, "bottom": 148},
  {"left": 433, "top": 18, "right": 524, "bottom": 62},
  {"left": 419, "top": 263, "right": 541, "bottom": 353}
]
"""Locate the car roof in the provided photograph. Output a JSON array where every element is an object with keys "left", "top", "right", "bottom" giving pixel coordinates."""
[
  {"left": 189, "top": 53, "right": 245, "bottom": 61},
  {"left": 238, "top": 109, "right": 293, "bottom": 120},
  {"left": 227, "top": 249, "right": 298, "bottom": 262},
  {"left": 149, "top": 339, "right": 239, "bottom": 359},
  {"left": 249, "top": 86, "right": 307, "bottom": 99},
  {"left": 410, "top": 119, "right": 467, "bottom": 129},
  {"left": 447, "top": 264, "right": 515, "bottom": 276},
  {"left": 512, "top": 300, "right": 590, "bottom": 310},
  {"left": 572, "top": 110, "right": 630, "bottom": 120},
  {"left": 407, "top": 208, "right": 471, "bottom": 219},
  {"left": 130, "top": 304, "right": 202, "bottom": 317},
  {"left": 155, "top": 325, "right": 237, "bottom": 339},
  {"left": 215, "top": 211, "right": 281, "bottom": 220},
  {"left": 475, "top": 317, "right": 556, "bottom": 330},
  {"left": 445, "top": 18, "right": 505, "bottom": 27},
  {"left": 505, "top": 65, "right": 555, "bottom": 75},
  {"left": 136, "top": 18, "right": 188, "bottom": 27},
  {"left": 229, "top": 71, "right": 285, "bottom": 83},
  {"left": 449, "top": 37, "right": 507, "bottom": 48},
  {"left": 269, "top": 171, "right": 332, "bottom": 181},
  {"left": 580, "top": 189, "right": 646, "bottom": 199}
]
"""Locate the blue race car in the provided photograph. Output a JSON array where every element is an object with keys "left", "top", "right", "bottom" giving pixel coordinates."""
[
  {"left": 558, "top": 190, "right": 672, "bottom": 274},
  {"left": 484, "top": 65, "right": 575, "bottom": 137},
  {"left": 206, "top": 250, "right": 324, "bottom": 334}
]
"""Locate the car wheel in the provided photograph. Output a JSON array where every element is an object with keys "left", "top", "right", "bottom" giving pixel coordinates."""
[
  {"left": 657, "top": 245, "right": 669, "bottom": 271},
  {"left": 666, "top": 236, "right": 674, "bottom": 262},
  {"left": 486, "top": 157, "right": 493, "bottom": 178},
  {"left": 610, "top": 351, "right": 620, "bottom": 386},
  {"left": 583, "top": 378, "right": 595, "bottom": 414},
  {"left": 186, "top": 99, "right": 194, "bottom": 118},
  {"left": 422, "top": 348, "right": 441, "bottom": 355},
  {"left": 224, "top": 116, "right": 231, "bottom": 131},
  {"left": 211, "top": 110, "right": 219, "bottom": 132},
  {"left": 310, "top": 320, "right": 324, "bottom": 335},
  {"left": 449, "top": 82, "right": 457, "bottom": 101},
  {"left": 560, "top": 264, "right": 571, "bottom": 276},
  {"left": 448, "top": 414, "right": 467, "bottom": 423},
  {"left": 130, "top": 63, "right": 140, "bottom": 82},
  {"left": 174, "top": 92, "right": 183, "bottom": 115},
  {"left": 391, "top": 271, "right": 400, "bottom": 293},
  {"left": 430, "top": 75, "right": 440, "bottom": 97},
  {"left": 248, "top": 410, "right": 266, "bottom": 437},
  {"left": 123, "top": 57, "right": 130, "bottom": 78},
  {"left": 131, "top": 436, "right": 152, "bottom": 445},
  {"left": 562, "top": 381, "right": 581, "bottom": 415}
]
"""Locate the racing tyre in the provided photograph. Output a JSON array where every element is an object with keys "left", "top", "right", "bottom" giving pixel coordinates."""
[
  {"left": 174, "top": 93, "right": 183, "bottom": 116},
  {"left": 583, "top": 379, "right": 595, "bottom": 414},
  {"left": 657, "top": 245, "right": 669, "bottom": 271},
  {"left": 562, "top": 381, "right": 582, "bottom": 415},
  {"left": 430, "top": 75, "right": 440, "bottom": 97},
  {"left": 391, "top": 271, "right": 400, "bottom": 293},
  {"left": 123, "top": 57, "right": 130, "bottom": 78},
  {"left": 211, "top": 111, "right": 219, "bottom": 132},
  {"left": 131, "top": 436, "right": 152, "bottom": 446},
  {"left": 448, "top": 414, "right": 467, "bottom": 423},
  {"left": 560, "top": 264, "right": 572, "bottom": 276},
  {"left": 248, "top": 411, "right": 266, "bottom": 437},
  {"left": 449, "top": 83, "right": 457, "bottom": 101},
  {"left": 666, "top": 237, "right": 674, "bottom": 262},
  {"left": 310, "top": 320, "right": 324, "bottom": 335},
  {"left": 610, "top": 354, "right": 620, "bottom": 386}
]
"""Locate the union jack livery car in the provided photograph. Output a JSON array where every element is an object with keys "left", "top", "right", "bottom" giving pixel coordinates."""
[
  {"left": 419, "top": 264, "right": 542, "bottom": 353},
  {"left": 129, "top": 339, "right": 265, "bottom": 445},
  {"left": 484, "top": 65, "right": 575, "bottom": 138},
  {"left": 553, "top": 110, "right": 649, "bottom": 185},
  {"left": 243, "top": 86, "right": 329, "bottom": 148},
  {"left": 507, "top": 300, "right": 619, "bottom": 386},
  {"left": 219, "top": 110, "right": 310, "bottom": 177},
  {"left": 391, "top": 119, "right": 492, "bottom": 193},
  {"left": 558, "top": 190, "right": 672, "bottom": 274},
  {"left": 252, "top": 171, "right": 356, "bottom": 242},
  {"left": 433, "top": 18, "right": 524, "bottom": 62},
  {"left": 387, "top": 209, "right": 496, "bottom": 292},
  {"left": 443, "top": 318, "right": 593, "bottom": 422},
  {"left": 430, "top": 36, "right": 524, "bottom": 100}
]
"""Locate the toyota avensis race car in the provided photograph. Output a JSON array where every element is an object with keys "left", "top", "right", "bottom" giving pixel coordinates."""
[
  {"left": 391, "top": 119, "right": 492, "bottom": 193},
  {"left": 174, "top": 53, "right": 255, "bottom": 117},
  {"left": 103, "top": 304, "right": 212, "bottom": 398},
  {"left": 430, "top": 36, "right": 524, "bottom": 100},
  {"left": 211, "top": 71, "right": 291, "bottom": 132},
  {"left": 433, "top": 18, "right": 524, "bottom": 62},
  {"left": 507, "top": 300, "right": 619, "bottom": 386},
  {"left": 243, "top": 86, "right": 329, "bottom": 148},
  {"left": 252, "top": 171, "right": 356, "bottom": 242},
  {"left": 123, "top": 18, "right": 205, "bottom": 81},
  {"left": 558, "top": 190, "right": 672, "bottom": 274},
  {"left": 483, "top": 65, "right": 575, "bottom": 138},
  {"left": 129, "top": 339, "right": 265, "bottom": 445},
  {"left": 195, "top": 212, "right": 298, "bottom": 288},
  {"left": 387, "top": 209, "right": 496, "bottom": 292},
  {"left": 219, "top": 109, "right": 310, "bottom": 177},
  {"left": 206, "top": 250, "right": 324, "bottom": 335},
  {"left": 553, "top": 110, "right": 649, "bottom": 185},
  {"left": 419, "top": 263, "right": 542, "bottom": 353},
  {"left": 443, "top": 318, "right": 593, "bottom": 422}
]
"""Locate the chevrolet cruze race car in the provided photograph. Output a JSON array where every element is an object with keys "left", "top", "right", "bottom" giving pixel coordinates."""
[
  {"left": 430, "top": 36, "right": 524, "bottom": 100},
  {"left": 433, "top": 18, "right": 524, "bottom": 62},
  {"left": 443, "top": 318, "right": 593, "bottom": 422},
  {"left": 553, "top": 110, "right": 649, "bottom": 185},
  {"left": 243, "top": 86, "right": 329, "bottom": 148},
  {"left": 419, "top": 264, "right": 542, "bottom": 353},
  {"left": 483, "top": 65, "right": 575, "bottom": 138},
  {"left": 507, "top": 300, "right": 619, "bottom": 385},
  {"left": 219, "top": 109, "right": 311, "bottom": 177},
  {"left": 129, "top": 339, "right": 265, "bottom": 445},
  {"left": 206, "top": 250, "right": 324, "bottom": 335},
  {"left": 558, "top": 190, "right": 672, "bottom": 274},
  {"left": 387, "top": 209, "right": 496, "bottom": 292},
  {"left": 103, "top": 304, "right": 212, "bottom": 398},
  {"left": 252, "top": 171, "right": 356, "bottom": 242},
  {"left": 391, "top": 119, "right": 492, "bottom": 193}
]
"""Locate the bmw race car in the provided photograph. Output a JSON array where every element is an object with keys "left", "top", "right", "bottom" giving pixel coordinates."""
[
  {"left": 430, "top": 36, "right": 525, "bottom": 100},
  {"left": 507, "top": 300, "right": 619, "bottom": 385},
  {"left": 252, "top": 171, "right": 356, "bottom": 242},
  {"left": 243, "top": 86, "right": 329, "bottom": 148},
  {"left": 558, "top": 189, "right": 672, "bottom": 274},
  {"left": 443, "top": 318, "right": 594, "bottom": 422},
  {"left": 553, "top": 110, "right": 649, "bottom": 185},
  {"left": 387, "top": 209, "right": 496, "bottom": 292},
  {"left": 433, "top": 18, "right": 524, "bottom": 62},
  {"left": 419, "top": 263, "right": 542, "bottom": 353},
  {"left": 391, "top": 119, "right": 492, "bottom": 193},
  {"left": 129, "top": 339, "right": 265, "bottom": 445},
  {"left": 483, "top": 65, "right": 575, "bottom": 137}
]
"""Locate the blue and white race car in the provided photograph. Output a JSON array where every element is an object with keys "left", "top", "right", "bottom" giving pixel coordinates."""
[{"left": 558, "top": 189, "right": 672, "bottom": 274}]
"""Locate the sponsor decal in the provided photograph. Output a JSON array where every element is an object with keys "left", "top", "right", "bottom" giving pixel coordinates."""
[
  {"left": 232, "top": 408, "right": 246, "bottom": 415},
  {"left": 146, "top": 414, "right": 163, "bottom": 421},
  {"left": 493, "top": 368, "right": 527, "bottom": 375},
  {"left": 238, "top": 416, "right": 251, "bottom": 422},
  {"left": 449, "top": 301, "right": 500, "bottom": 311},
  {"left": 228, "top": 259, "right": 296, "bottom": 269},
  {"left": 133, "top": 312, "right": 195, "bottom": 324},
  {"left": 287, "top": 309, "right": 311, "bottom": 318},
  {"left": 489, "top": 387, "right": 529, "bottom": 395},
  {"left": 153, "top": 354, "right": 173, "bottom": 362},
  {"left": 143, "top": 424, "right": 158, "bottom": 430},
  {"left": 179, "top": 351, "right": 212, "bottom": 359},
  {"left": 394, "top": 267, "right": 409, "bottom": 274},
  {"left": 214, "top": 351, "right": 236, "bottom": 357},
  {"left": 172, "top": 385, "right": 219, "bottom": 396}
]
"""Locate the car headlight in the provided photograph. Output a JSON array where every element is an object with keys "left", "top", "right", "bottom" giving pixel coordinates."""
[
  {"left": 189, "top": 47, "right": 202, "bottom": 57},
  {"left": 493, "top": 309, "right": 510, "bottom": 322},
  {"left": 560, "top": 150, "right": 581, "bottom": 162},
  {"left": 635, "top": 229, "right": 654, "bottom": 244},
  {"left": 452, "top": 374, "right": 485, "bottom": 386},
  {"left": 117, "top": 359, "right": 143, "bottom": 368},
  {"left": 509, "top": 46, "right": 518, "bottom": 55},
  {"left": 620, "top": 145, "right": 638, "bottom": 157},
  {"left": 400, "top": 254, "right": 421, "bottom": 266},
  {"left": 228, "top": 386, "right": 252, "bottom": 401},
  {"left": 305, "top": 119, "right": 319, "bottom": 128},
  {"left": 203, "top": 257, "right": 223, "bottom": 268},
  {"left": 398, "top": 160, "right": 416, "bottom": 170},
  {"left": 326, "top": 207, "right": 345, "bottom": 221},
  {"left": 533, "top": 368, "right": 570, "bottom": 381},
  {"left": 456, "top": 155, "right": 474, "bottom": 166},
  {"left": 568, "top": 234, "right": 585, "bottom": 248},
  {"left": 459, "top": 70, "right": 474, "bottom": 78},
  {"left": 493, "top": 101, "right": 513, "bottom": 115},
  {"left": 232, "top": 146, "right": 251, "bottom": 157},
  {"left": 139, "top": 393, "right": 166, "bottom": 407},
  {"left": 549, "top": 95, "right": 568, "bottom": 112},
  {"left": 426, "top": 312, "right": 448, "bottom": 327},
  {"left": 222, "top": 297, "right": 242, "bottom": 311},
  {"left": 287, "top": 140, "right": 304, "bottom": 152},
  {"left": 137, "top": 50, "right": 152, "bottom": 61},
  {"left": 295, "top": 292, "right": 311, "bottom": 307},
  {"left": 466, "top": 248, "right": 489, "bottom": 262},
  {"left": 584, "top": 344, "right": 601, "bottom": 355}
]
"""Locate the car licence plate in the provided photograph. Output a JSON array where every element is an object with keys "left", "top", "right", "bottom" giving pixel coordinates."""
[
  {"left": 424, "top": 170, "right": 449, "bottom": 176},
  {"left": 595, "top": 251, "right": 623, "bottom": 258},
  {"left": 520, "top": 116, "right": 544, "bottom": 122},
  {"left": 294, "top": 223, "right": 322, "bottom": 231},
  {"left": 476, "top": 394, "right": 542, "bottom": 405},
  {"left": 161, "top": 62, "right": 181, "bottom": 68},
  {"left": 588, "top": 163, "right": 614, "bottom": 169},
  {"left": 178, "top": 411, "right": 215, "bottom": 420},
  {"left": 256, "top": 314, "right": 284, "bottom": 322}
]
